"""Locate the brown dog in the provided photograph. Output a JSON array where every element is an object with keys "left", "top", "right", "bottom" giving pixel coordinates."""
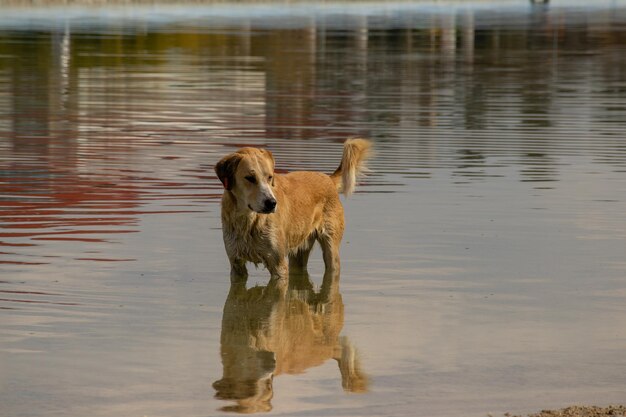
[{"left": 214, "top": 138, "right": 372, "bottom": 281}]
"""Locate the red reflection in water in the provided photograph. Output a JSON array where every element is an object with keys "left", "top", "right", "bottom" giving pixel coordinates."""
[
  {"left": 0, "top": 298, "right": 79, "bottom": 306},
  {"left": 32, "top": 237, "right": 111, "bottom": 243},
  {"left": 74, "top": 258, "right": 136, "bottom": 262},
  {"left": 0, "top": 154, "right": 144, "bottom": 264},
  {"left": 0, "top": 241, "right": 37, "bottom": 247},
  {"left": 0, "top": 230, "right": 138, "bottom": 238},
  {"left": 0, "top": 290, "right": 61, "bottom": 296}
]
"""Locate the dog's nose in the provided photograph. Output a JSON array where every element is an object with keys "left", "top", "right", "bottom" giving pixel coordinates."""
[{"left": 264, "top": 198, "right": 277, "bottom": 212}]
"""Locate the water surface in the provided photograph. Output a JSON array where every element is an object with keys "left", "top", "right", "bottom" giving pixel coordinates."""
[{"left": 1, "top": 2, "right": 626, "bottom": 416}]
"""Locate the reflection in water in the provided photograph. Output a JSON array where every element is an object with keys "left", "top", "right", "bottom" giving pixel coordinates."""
[
  {"left": 1, "top": 6, "right": 626, "bottom": 264},
  {"left": 214, "top": 271, "right": 367, "bottom": 413}
]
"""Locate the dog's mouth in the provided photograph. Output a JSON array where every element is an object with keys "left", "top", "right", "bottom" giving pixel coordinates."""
[{"left": 248, "top": 204, "right": 276, "bottom": 214}]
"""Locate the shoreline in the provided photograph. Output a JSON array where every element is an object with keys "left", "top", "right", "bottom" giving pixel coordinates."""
[{"left": 502, "top": 405, "right": 626, "bottom": 417}]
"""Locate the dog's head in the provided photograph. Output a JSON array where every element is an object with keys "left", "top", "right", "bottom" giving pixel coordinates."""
[{"left": 215, "top": 147, "right": 277, "bottom": 214}]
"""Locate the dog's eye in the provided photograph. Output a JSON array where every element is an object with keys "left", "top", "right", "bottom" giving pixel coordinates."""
[
  {"left": 245, "top": 175, "right": 257, "bottom": 184},
  {"left": 268, "top": 175, "right": 273, "bottom": 182}
]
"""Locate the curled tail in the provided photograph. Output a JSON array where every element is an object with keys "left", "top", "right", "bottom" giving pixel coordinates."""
[{"left": 331, "top": 138, "right": 373, "bottom": 196}]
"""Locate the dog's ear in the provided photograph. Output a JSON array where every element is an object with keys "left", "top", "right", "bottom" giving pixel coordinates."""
[
  {"left": 261, "top": 149, "right": 275, "bottom": 185},
  {"left": 215, "top": 153, "right": 243, "bottom": 191}
]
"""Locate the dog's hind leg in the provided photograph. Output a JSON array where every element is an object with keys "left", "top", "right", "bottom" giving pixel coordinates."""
[{"left": 319, "top": 230, "right": 342, "bottom": 274}]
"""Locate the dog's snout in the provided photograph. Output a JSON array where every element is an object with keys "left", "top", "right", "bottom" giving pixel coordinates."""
[{"left": 264, "top": 198, "right": 277, "bottom": 212}]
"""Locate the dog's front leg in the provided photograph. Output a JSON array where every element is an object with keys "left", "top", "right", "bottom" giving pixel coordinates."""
[
  {"left": 229, "top": 257, "right": 248, "bottom": 283},
  {"left": 267, "top": 258, "right": 288, "bottom": 281}
]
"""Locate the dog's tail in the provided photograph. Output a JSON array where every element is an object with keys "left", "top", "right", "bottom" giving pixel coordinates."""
[{"left": 331, "top": 138, "right": 372, "bottom": 196}]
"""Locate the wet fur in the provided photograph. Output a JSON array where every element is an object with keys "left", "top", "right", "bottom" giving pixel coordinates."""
[{"left": 215, "top": 138, "right": 372, "bottom": 281}]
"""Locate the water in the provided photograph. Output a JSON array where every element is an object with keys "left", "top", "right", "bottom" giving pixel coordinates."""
[{"left": 1, "top": 1, "right": 626, "bottom": 416}]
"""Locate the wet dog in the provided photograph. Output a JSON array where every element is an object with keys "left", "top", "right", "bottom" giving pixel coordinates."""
[{"left": 214, "top": 138, "right": 372, "bottom": 281}]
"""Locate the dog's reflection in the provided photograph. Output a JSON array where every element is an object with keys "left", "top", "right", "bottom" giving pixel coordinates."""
[{"left": 213, "top": 271, "right": 368, "bottom": 413}]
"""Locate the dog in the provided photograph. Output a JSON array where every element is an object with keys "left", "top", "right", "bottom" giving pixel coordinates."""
[{"left": 214, "top": 138, "right": 372, "bottom": 281}]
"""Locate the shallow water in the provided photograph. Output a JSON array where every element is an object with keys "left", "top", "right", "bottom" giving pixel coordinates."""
[{"left": 1, "top": 1, "right": 626, "bottom": 416}]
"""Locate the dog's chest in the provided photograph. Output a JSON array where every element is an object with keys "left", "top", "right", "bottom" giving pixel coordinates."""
[{"left": 223, "top": 221, "right": 278, "bottom": 264}]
